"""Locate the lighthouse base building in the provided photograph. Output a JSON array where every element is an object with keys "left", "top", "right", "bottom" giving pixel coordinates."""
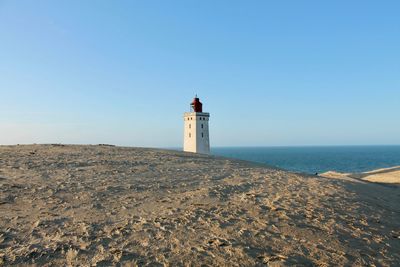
[{"left": 183, "top": 97, "right": 210, "bottom": 154}]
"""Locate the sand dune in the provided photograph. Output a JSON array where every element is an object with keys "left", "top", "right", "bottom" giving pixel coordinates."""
[
  {"left": 361, "top": 166, "right": 400, "bottom": 184},
  {"left": 321, "top": 166, "right": 400, "bottom": 185},
  {"left": 0, "top": 145, "right": 399, "bottom": 266}
]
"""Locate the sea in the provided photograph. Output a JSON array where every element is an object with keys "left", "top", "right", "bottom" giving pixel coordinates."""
[{"left": 211, "top": 146, "right": 400, "bottom": 174}]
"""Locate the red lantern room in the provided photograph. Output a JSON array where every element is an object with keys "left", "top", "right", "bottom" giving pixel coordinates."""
[{"left": 190, "top": 96, "right": 203, "bottom": 112}]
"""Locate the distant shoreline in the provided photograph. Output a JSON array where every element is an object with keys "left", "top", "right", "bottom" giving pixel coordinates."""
[
  {"left": 320, "top": 166, "right": 400, "bottom": 185},
  {"left": 212, "top": 146, "right": 400, "bottom": 175}
]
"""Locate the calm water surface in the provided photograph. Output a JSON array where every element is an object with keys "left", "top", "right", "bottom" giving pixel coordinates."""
[{"left": 212, "top": 146, "right": 400, "bottom": 174}]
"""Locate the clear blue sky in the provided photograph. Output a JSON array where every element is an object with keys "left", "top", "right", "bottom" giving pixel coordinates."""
[{"left": 1, "top": 1, "right": 399, "bottom": 147}]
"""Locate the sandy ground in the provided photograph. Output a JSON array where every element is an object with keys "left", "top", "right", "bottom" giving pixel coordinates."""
[
  {"left": 361, "top": 166, "right": 400, "bottom": 184},
  {"left": 321, "top": 166, "right": 400, "bottom": 184},
  {"left": 0, "top": 145, "right": 399, "bottom": 266}
]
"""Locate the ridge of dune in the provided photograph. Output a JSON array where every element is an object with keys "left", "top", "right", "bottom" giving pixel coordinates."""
[
  {"left": 361, "top": 170, "right": 400, "bottom": 184},
  {"left": 321, "top": 166, "right": 400, "bottom": 185},
  {"left": 0, "top": 144, "right": 399, "bottom": 266},
  {"left": 318, "top": 171, "right": 365, "bottom": 183},
  {"left": 364, "top": 165, "right": 400, "bottom": 174}
]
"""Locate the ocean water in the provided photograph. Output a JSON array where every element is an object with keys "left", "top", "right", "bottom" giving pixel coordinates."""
[{"left": 211, "top": 146, "right": 400, "bottom": 174}]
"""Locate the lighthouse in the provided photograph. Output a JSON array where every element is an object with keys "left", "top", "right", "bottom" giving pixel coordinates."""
[{"left": 183, "top": 96, "right": 210, "bottom": 154}]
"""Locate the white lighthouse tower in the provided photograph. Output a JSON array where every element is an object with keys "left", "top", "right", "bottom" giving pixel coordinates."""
[{"left": 183, "top": 96, "right": 210, "bottom": 154}]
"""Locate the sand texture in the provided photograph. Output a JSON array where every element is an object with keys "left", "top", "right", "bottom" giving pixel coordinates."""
[
  {"left": 321, "top": 166, "right": 400, "bottom": 185},
  {"left": 0, "top": 145, "right": 399, "bottom": 266}
]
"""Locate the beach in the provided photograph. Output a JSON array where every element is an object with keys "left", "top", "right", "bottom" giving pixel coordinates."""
[
  {"left": 0, "top": 145, "right": 399, "bottom": 266},
  {"left": 320, "top": 166, "right": 400, "bottom": 184}
]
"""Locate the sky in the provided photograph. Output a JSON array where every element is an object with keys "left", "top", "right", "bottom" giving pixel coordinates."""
[{"left": 1, "top": 0, "right": 399, "bottom": 147}]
